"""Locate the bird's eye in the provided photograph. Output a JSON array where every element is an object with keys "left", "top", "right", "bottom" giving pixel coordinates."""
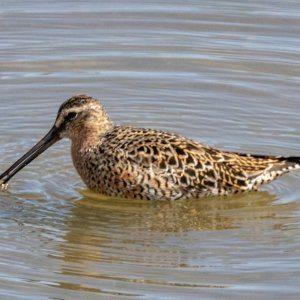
[{"left": 65, "top": 112, "right": 77, "bottom": 121}]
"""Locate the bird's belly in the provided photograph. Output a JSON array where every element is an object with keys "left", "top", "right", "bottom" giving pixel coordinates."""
[{"left": 75, "top": 163, "right": 228, "bottom": 200}]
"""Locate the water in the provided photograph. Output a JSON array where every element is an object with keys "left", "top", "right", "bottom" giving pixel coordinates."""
[{"left": 1, "top": 0, "right": 300, "bottom": 299}]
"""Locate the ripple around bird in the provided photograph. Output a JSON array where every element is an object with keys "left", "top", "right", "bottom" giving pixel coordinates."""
[{"left": 1, "top": 0, "right": 300, "bottom": 299}]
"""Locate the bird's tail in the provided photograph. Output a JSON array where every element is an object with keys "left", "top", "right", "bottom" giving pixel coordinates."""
[
  {"left": 276, "top": 156, "right": 300, "bottom": 171},
  {"left": 247, "top": 155, "right": 300, "bottom": 189},
  {"left": 282, "top": 156, "right": 300, "bottom": 165}
]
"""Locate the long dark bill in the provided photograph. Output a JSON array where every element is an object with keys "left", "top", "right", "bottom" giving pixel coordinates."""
[{"left": 0, "top": 126, "right": 61, "bottom": 184}]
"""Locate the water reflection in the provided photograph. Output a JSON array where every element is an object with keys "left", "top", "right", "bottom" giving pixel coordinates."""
[
  {"left": 2, "top": 0, "right": 300, "bottom": 297},
  {"left": 46, "top": 191, "right": 282, "bottom": 296},
  {"left": 58, "top": 191, "right": 275, "bottom": 263}
]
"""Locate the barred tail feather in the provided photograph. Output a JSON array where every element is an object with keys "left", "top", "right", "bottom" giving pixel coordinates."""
[
  {"left": 246, "top": 155, "right": 300, "bottom": 189},
  {"left": 283, "top": 156, "right": 300, "bottom": 167}
]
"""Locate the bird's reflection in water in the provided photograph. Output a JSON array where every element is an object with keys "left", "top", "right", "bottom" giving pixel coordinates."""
[
  {"left": 57, "top": 191, "right": 275, "bottom": 265},
  {"left": 49, "top": 191, "right": 283, "bottom": 296}
]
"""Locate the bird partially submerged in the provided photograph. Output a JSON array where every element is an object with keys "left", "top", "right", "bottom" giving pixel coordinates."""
[{"left": 1, "top": 95, "right": 300, "bottom": 200}]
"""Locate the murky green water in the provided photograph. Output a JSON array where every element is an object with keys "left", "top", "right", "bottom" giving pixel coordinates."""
[{"left": 1, "top": 1, "right": 300, "bottom": 299}]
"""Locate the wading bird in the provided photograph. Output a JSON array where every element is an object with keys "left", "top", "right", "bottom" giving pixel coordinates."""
[{"left": 1, "top": 95, "right": 299, "bottom": 200}]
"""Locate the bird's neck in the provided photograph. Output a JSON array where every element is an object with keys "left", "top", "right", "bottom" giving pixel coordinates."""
[
  {"left": 71, "top": 120, "right": 113, "bottom": 151},
  {"left": 70, "top": 121, "right": 113, "bottom": 188}
]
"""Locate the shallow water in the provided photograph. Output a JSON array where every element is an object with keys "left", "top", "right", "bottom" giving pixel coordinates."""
[{"left": 1, "top": 0, "right": 300, "bottom": 299}]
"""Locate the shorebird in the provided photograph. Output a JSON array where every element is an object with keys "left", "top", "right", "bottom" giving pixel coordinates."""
[{"left": 0, "top": 95, "right": 299, "bottom": 200}]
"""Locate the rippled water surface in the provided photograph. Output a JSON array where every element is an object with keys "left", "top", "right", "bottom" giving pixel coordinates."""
[{"left": 1, "top": 1, "right": 300, "bottom": 299}]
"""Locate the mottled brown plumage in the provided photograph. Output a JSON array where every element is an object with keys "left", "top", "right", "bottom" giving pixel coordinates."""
[{"left": 1, "top": 95, "right": 300, "bottom": 200}]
